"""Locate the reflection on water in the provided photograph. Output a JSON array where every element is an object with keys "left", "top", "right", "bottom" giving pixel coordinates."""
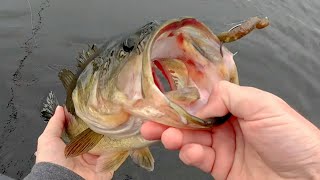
[{"left": 0, "top": 0, "right": 319, "bottom": 179}]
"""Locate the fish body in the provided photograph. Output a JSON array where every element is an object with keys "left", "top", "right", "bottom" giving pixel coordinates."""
[{"left": 41, "top": 17, "right": 269, "bottom": 173}]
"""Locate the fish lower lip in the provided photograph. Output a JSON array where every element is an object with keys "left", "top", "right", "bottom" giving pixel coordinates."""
[
  {"left": 168, "top": 101, "right": 232, "bottom": 127},
  {"left": 202, "top": 113, "right": 232, "bottom": 126}
]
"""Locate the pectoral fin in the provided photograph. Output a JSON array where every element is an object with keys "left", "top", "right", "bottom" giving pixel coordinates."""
[
  {"left": 65, "top": 128, "right": 103, "bottom": 157},
  {"left": 96, "top": 150, "right": 130, "bottom": 172},
  {"left": 130, "top": 147, "right": 155, "bottom": 171}
]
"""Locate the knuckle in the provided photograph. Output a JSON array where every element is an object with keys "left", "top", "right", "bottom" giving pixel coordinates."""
[{"left": 264, "top": 92, "right": 288, "bottom": 108}]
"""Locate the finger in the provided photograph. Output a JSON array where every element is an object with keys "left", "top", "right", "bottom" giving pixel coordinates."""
[
  {"left": 195, "top": 82, "right": 229, "bottom": 119},
  {"left": 210, "top": 121, "right": 236, "bottom": 180},
  {"left": 140, "top": 121, "right": 169, "bottom": 140},
  {"left": 161, "top": 128, "right": 212, "bottom": 150},
  {"left": 197, "top": 81, "right": 287, "bottom": 120},
  {"left": 42, "top": 106, "right": 65, "bottom": 137},
  {"left": 179, "top": 143, "right": 215, "bottom": 173}
]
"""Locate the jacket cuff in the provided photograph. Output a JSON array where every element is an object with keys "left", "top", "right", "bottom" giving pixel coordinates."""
[{"left": 24, "top": 162, "right": 84, "bottom": 180}]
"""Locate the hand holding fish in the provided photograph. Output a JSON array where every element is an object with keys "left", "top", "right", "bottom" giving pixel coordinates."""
[
  {"left": 141, "top": 81, "right": 320, "bottom": 180},
  {"left": 35, "top": 106, "right": 113, "bottom": 180}
]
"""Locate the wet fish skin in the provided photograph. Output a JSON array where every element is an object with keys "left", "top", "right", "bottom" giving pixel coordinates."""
[{"left": 41, "top": 16, "right": 269, "bottom": 174}]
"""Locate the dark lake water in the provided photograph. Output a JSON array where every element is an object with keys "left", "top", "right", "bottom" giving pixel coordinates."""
[{"left": 1, "top": 0, "right": 320, "bottom": 179}]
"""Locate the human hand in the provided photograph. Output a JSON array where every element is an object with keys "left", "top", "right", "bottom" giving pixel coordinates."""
[
  {"left": 35, "top": 106, "right": 113, "bottom": 180},
  {"left": 141, "top": 81, "right": 320, "bottom": 180}
]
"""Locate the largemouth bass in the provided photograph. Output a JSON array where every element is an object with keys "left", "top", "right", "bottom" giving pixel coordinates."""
[{"left": 41, "top": 16, "right": 269, "bottom": 173}]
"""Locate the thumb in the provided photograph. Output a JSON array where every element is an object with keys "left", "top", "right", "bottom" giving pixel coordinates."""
[
  {"left": 196, "top": 81, "right": 288, "bottom": 120},
  {"left": 42, "top": 106, "right": 66, "bottom": 137}
]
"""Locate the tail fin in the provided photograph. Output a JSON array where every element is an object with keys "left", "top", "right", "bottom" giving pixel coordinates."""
[{"left": 41, "top": 91, "right": 59, "bottom": 122}]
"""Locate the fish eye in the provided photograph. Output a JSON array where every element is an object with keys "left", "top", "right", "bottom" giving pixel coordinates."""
[
  {"left": 119, "top": 49, "right": 126, "bottom": 58},
  {"left": 123, "top": 38, "right": 135, "bottom": 52}
]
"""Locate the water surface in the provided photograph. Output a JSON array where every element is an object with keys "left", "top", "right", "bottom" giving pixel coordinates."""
[{"left": 1, "top": 0, "right": 319, "bottom": 179}]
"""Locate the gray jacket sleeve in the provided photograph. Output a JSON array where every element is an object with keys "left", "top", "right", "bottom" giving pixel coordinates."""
[{"left": 23, "top": 162, "right": 84, "bottom": 180}]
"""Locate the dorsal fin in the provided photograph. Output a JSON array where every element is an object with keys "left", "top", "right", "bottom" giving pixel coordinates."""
[
  {"left": 58, "top": 69, "right": 76, "bottom": 92},
  {"left": 77, "top": 44, "right": 99, "bottom": 69},
  {"left": 63, "top": 44, "right": 100, "bottom": 114}
]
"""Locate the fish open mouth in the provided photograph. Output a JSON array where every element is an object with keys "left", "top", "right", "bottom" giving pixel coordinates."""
[
  {"left": 150, "top": 19, "right": 211, "bottom": 94},
  {"left": 142, "top": 18, "right": 237, "bottom": 128}
]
